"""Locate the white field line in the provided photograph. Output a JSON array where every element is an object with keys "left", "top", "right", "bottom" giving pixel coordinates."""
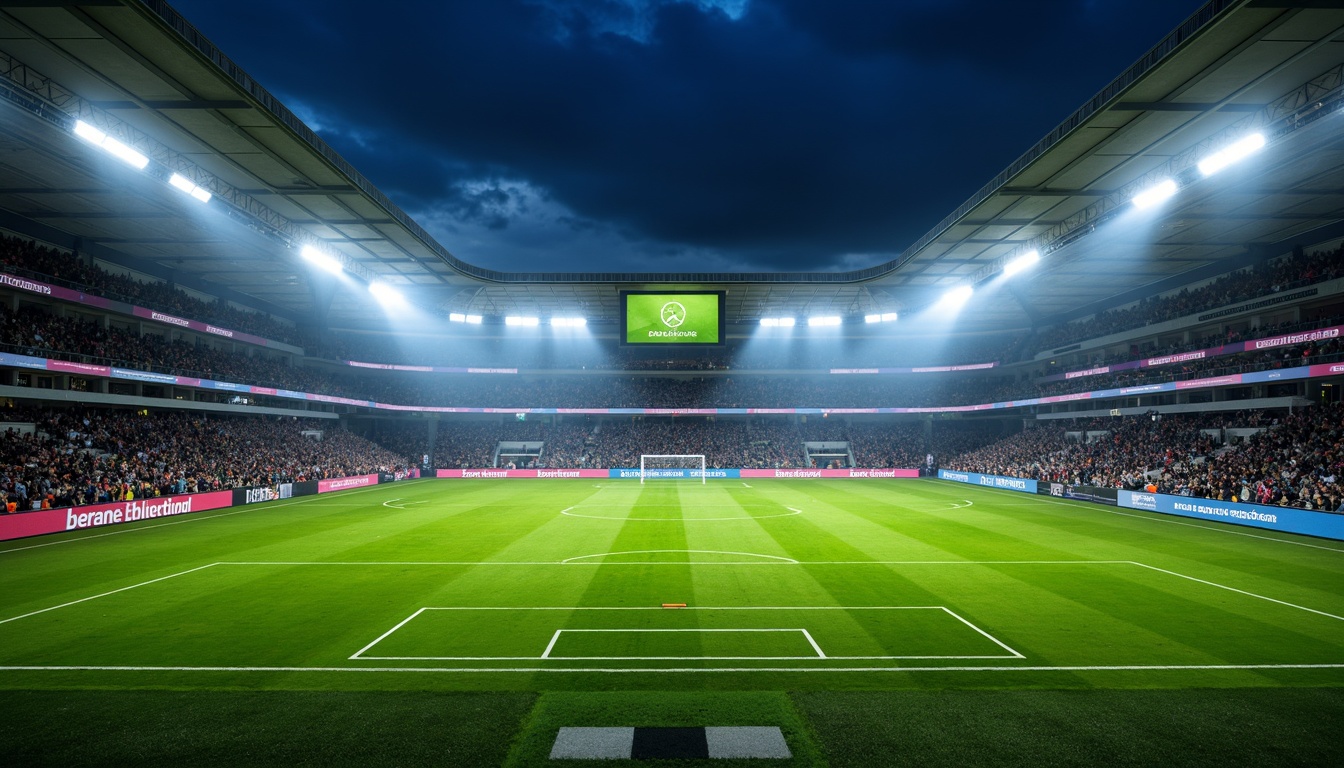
[
  {"left": 415, "top": 606, "right": 952, "bottom": 610},
  {"left": 742, "top": 483, "right": 752, "bottom": 488},
  {"left": 3, "top": 663, "right": 1343, "bottom": 674},
  {"left": 381, "top": 498, "right": 428, "bottom": 509},
  {"left": 559, "top": 508, "right": 802, "bottom": 521},
  {"left": 801, "top": 628, "right": 826, "bottom": 658},
  {"left": 349, "top": 608, "right": 427, "bottom": 659},
  {"left": 358, "top": 655, "right": 1020, "bottom": 661},
  {"left": 0, "top": 563, "right": 220, "bottom": 626},
  {"left": 0, "top": 480, "right": 430, "bottom": 555},
  {"left": 936, "top": 483, "right": 1344, "bottom": 554},
  {"left": 1125, "top": 561, "right": 1344, "bottom": 622},
  {"left": 940, "top": 607, "right": 1024, "bottom": 658},
  {"left": 539, "top": 627, "right": 820, "bottom": 661},
  {"left": 541, "top": 630, "right": 562, "bottom": 659},
  {"left": 209, "top": 559, "right": 1128, "bottom": 566},
  {"left": 566, "top": 504, "right": 794, "bottom": 508},
  {"left": 553, "top": 628, "right": 810, "bottom": 631},
  {"left": 560, "top": 550, "right": 800, "bottom": 564}
]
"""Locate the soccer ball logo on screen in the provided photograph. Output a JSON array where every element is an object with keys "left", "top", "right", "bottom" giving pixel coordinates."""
[{"left": 660, "top": 301, "right": 686, "bottom": 328}]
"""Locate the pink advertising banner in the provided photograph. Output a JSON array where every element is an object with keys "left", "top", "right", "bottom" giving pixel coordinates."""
[
  {"left": 739, "top": 468, "right": 920, "bottom": 479},
  {"left": 0, "top": 490, "right": 234, "bottom": 542},
  {"left": 436, "top": 469, "right": 609, "bottom": 479},
  {"left": 317, "top": 474, "right": 379, "bottom": 493}
]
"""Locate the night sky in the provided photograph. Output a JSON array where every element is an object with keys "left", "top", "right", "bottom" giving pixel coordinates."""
[{"left": 168, "top": 0, "right": 1200, "bottom": 275}]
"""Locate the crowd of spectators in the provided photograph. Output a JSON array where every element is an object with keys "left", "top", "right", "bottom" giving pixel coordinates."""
[
  {"left": 364, "top": 417, "right": 1008, "bottom": 472},
  {"left": 6, "top": 231, "right": 1343, "bottom": 376},
  {"left": 1035, "top": 245, "right": 1344, "bottom": 351},
  {"left": 945, "top": 407, "right": 1344, "bottom": 512},
  {"left": 1048, "top": 311, "right": 1341, "bottom": 371},
  {"left": 330, "top": 332, "right": 1023, "bottom": 372},
  {"left": 5, "top": 398, "right": 1339, "bottom": 514},
  {"left": 0, "top": 234, "right": 306, "bottom": 347},
  {"left": 1034, "top": 328, "right": 1343, "bottom": 398},
  {"left": 0, "top": 405, "right": 410, "bottom": 511},
  {"left": 6, "top": 298, "right": 1340, "bottom": 409}
]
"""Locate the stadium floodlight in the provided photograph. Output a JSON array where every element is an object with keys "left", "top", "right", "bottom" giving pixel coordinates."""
[
  {"left": 465, "top": 314, "right": 483, "bottom": 324},
  {"left": 73, "top": 120, "right": 107, "bottom": 144},
  {"left": 368, "top": 281, "right": 403, "bottom": 305},
  {"left": 1197, "top": 132, "right": 1266, "bottom": 177},
  {"left": 1130, "top": 179, "right": 1178, "bottom": 210},
  {"left": 937, "top": 285, "right": 974, "bottom": 309},
  {"left": 881, "top": 312, "right": 898, "bottom": 323},
  {"left": 167, "top": 173, "right": 211, "bottom": 203},
  {"left": 300, "top": 244, "right": 343, "bottom": 275},
  {"left": 865, "top": 313, "right": 882, "bottom": 324},
  {"left": 505, "top": 315, "right": 540, "bottom": 327},
  {"left": 808, "top": 315, "right": 842, "bottom": 327},
  {"left": 1003, "top": 249, "right": 1040, "bottom": 278},
  {"left": 550, "top": 316, "right": 587, "bottom": 327},
  {"left": 73, "top": 119, "right": 149, "bottom": 170},
  {"left": 449, "top": 312, "right": 467, "bottom": 323},
  {"left": 760, "top": 317, "right": 796, "bottom": 327}
]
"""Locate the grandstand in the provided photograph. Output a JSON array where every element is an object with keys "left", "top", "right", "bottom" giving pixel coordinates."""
[{"left": 1, "top": 1, "right": 1342, "bottom": 765}]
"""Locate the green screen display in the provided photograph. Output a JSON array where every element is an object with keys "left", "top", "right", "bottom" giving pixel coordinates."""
[{"left": 623, "top": 292, "right": 722, "bottom": 345}]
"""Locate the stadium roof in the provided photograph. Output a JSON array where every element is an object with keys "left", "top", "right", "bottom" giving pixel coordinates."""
[{"left": 0, "top": 0, "right": 1342, "bottom": 333}]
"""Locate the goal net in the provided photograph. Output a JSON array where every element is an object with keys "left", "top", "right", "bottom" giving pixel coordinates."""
[{"left": 639, "top": 454, "right": 707, "bottom": 484}]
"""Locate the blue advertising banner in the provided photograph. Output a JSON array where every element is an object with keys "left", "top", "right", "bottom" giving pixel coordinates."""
[
  {"left": 0, "top": 351, "right": 47, "bottom": 370},
  {"left": 609, "top": 468, "right": 742, "bottom": 479},
  {"left": 1118, "top": 491, "right": 1344, "bottom": 541},
  {"left": 937, "top": 469, "right": 1037, "bottom": 494}
]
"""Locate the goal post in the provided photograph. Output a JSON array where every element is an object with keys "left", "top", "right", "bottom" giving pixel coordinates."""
[{"left": 640, "top": 454, "right": 707, "bottom": 484}]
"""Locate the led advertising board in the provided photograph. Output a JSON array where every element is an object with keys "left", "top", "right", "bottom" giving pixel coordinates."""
[{"left": 621, "top": 291, "right": 724, "bottom": 345}]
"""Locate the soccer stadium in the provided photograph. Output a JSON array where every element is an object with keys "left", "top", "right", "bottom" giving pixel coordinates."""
[{"left": 1, "top": 1, "right": 1342, "bottom": 765}]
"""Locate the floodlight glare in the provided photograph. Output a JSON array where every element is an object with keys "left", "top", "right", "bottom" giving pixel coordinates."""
[
  {"left": 807, "top": 315, "right": 842, "bottom": 327},
  {"left": 73, "top": 120, "right": 107, "bottom": 144},
  {"left": 505, "top": 315, "right": 540, "bottom": 326},
  {"left": 864, "top": 314, "right": 882, "bottom": 324},
  {"left": 938, "top": 285, "right": 974, "bottom": 309},
  {"left": 73, "top": 120, "right": 149, "bottom": 170},
  {"left": 168, "top": 173, "right": 211, "bottom": 203},
  {"left": 465, "top": 314, "right": 483, "bottom": 325},
  {"left": 300, "top": 244, "right": 343, "bottom": 275},
  {"left": 760, "top": 317, "right": 796, "bottom": 327},
  {"left": 449, "top": 312, "right": 467, "bottom": 323},
  {"left": 1003, "top": 249, "right": 1040, "bottom": 278},
  {"left": 368, "top": 281, "right": 403, "bottom": 304},
  {"left": 100, "top": 138, "right": 149, "bottom": 170},
  {"left": 881, "top": 312, "right": 898, "bottom": 323},
  {"left": 1130, "top": 179, "right": 1178, "bottom": 210},
  {"left": 551, "top": 317, "right": 587, "bottom": 327},
  {"left": 1198, "top": 133, "right": 1266, "bottom": 177}
]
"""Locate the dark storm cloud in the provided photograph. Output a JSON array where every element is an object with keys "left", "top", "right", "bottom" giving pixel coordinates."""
[{"left": 168, "top": 0, "right": 1198, "bottom": 273}]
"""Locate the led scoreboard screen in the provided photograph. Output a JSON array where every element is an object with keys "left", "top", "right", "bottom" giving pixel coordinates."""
[{"left": 621, "top": 291, "right": 724, "bottom": 346}]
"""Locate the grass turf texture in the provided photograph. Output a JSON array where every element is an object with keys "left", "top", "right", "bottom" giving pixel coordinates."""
[{"left": 1, "top": 477, "right": 1341, "bottom": 765}]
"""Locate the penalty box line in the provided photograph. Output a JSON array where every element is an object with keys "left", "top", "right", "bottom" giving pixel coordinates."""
[{"left": 350, "top": 606, "right": 1019, "bottom": 662}]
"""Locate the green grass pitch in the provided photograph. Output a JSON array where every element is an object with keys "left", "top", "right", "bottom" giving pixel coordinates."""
[{"left": 1, "top": 478, "right": 1341, "bottom": 766}]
